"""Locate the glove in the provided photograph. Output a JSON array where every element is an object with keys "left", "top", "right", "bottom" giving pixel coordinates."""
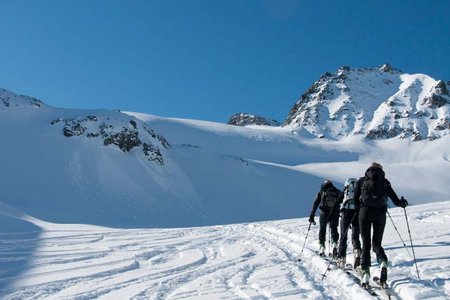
[
  {"left": 399, "top": 197, "right": 408, "bottom": 208},
  {"left": 309, "top": 215, "right": 315, "bottom": 224}
]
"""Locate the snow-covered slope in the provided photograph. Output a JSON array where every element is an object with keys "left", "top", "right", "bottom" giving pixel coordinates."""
[
  {"left": 285, "top": 64, "right": 450, "bottom": 141},
  {"left": 0, "top": 88, "right": 203, "bottom": 228},
  {"left": 0, "top": 201, "right": 449, "bottom": 299},
  {"left": 1, "top": 85, "right": 450, "bottom": 228}
]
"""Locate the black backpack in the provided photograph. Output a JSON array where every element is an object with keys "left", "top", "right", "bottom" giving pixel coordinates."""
[
  {"left": 320, "top": 185, "right": 340, "bottom": 210},
  {"left": 361, "top": 167, "right": 388, "bottom": 207}
]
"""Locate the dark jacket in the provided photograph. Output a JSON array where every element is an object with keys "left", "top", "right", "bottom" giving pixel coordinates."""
[
  {"left": 354, "top": 166, "right": 402, "bottom": 208},
  {"left": 310, "top": 181, "right": 342, "bottom": 216}
]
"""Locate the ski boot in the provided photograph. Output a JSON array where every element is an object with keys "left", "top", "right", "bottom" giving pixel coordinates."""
[
  {"left": 319, "top": 244, "right": 326, "bottom": 257},
  {"left": 360, "top": 267, "right": 370, "bottom": 288},
  {"left": 353, "top": 248, "right": 361, "bottom": 269},
  {"left": 337, "top": 256, "right": 346, "bottom": 269},
  {"left": 332, "top": 242, "right": 338, "bottom": 258},
  {"left": 379, "top": 260, "right": 388, "bottom": 286}
]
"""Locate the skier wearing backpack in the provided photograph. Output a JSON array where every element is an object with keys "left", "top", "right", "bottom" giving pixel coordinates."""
[
  {"left": 354, "top": 162, "right": 408, "bottom": 287},
  {"left": 309, "top": 180, "right": 341, "bottom": 257},
  {"left": 335, "top": 178, "right": 362, "bottom": 269}
]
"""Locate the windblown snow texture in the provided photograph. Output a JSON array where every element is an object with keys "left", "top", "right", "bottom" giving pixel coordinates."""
[{"left": 0, "top": 201, "right": 449, "bottom": 299}]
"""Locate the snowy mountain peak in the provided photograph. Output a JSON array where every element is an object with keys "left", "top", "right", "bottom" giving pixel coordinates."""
[
  {"left": 284, "top": 65, "right": 449, "bottom": 141},
  {"left": 228, "top": 112, "right": 281, "bottom": 127},
  {"left": 0, "top": 88, "right": 45, "bottom": 110},
  {"left": 1, "top": 87, "right": 170, "bottom": 166},
  {"left": 379, "top": 63, "right": 401, "bottom": 73}
]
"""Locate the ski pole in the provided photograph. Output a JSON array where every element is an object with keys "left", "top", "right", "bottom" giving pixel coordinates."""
[
  {"left": 328, "top": 223, "right": 331, "bottom": 256},
  {"left": 403, "top": 206, "right": 420, "bottom": 279},
  {"left": 298, "top": 220, "right": 316, "bottom": 262},
  {"left": 386, "top": 208, "right": 412, "bottom": 258}
]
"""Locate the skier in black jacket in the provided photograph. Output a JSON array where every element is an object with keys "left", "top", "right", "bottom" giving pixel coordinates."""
[
  {"left": 309, "top": 180, "right": 341, "bottom": 257},
  {"left": 354, "top": 162, "right": 408, "bottom": 286}
]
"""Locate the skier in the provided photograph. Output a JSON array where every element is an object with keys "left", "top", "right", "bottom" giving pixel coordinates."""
[
  {"left": 335, "top": 178, "right": 362, "bottom": 269},
  {"left": 309, "top": 180, "right": 341, "bottom": 257},
  {"left": 354, "top": 162, "right": 408, "bottom": 287}
]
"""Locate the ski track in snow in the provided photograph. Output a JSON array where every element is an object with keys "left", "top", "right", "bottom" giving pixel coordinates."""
[{"left": 1, "top": 203, "right": 450, "bottom": 299}]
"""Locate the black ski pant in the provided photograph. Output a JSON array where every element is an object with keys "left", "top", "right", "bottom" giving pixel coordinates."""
[
  {"left": 359, "top": 206, "right": 388, "bottom": 270},
  {"left": 319, "top": 210, "right": 339, "bottom": 246},
  {"left": 338, "top": 209, "right": 361, "bottom": 258}
]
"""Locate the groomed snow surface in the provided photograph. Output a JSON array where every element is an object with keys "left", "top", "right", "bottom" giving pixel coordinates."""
[{"left": 1, "top": 201, "right": 449, "bottom": 300}]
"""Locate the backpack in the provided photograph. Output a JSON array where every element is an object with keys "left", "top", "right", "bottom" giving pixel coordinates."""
[
  {"left": 361, "top": 167, "right": 388, "bottom": 207},
  {"left": 320, "top": 184, "right": 340, "bottom": 210},
  {"left": 341, "top": 178, "right": 357, "bottom": 210}
]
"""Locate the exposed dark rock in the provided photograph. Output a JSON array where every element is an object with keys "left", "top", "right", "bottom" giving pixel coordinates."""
[
  {"left": 366, "top": 124, "right": 404, "bottom": 139},
  {"left": 228, "top": 113, "right": 280, "bottom": 127},
  {"left": 339, "top": 66, "right": 351, "bottom": 73},
  {"left": 143, "top": 125, "right": 170, "bottom": 148},
  {"left": 86, "top": 115, "right": 98, "bottom": 122},
  {"left": 426, "top": 94, "right": 448, "bottom": 108},
  {"left": 435, "top": 118, "right": 449, "bottom": 131},
  {"left": 320, "top": 72, "right": 333, "bottom": 80},
  {"left": 143, "top": 143, "right": 164, "bottom": 165},
  {"left": 103, "top": 127, "right": 141, "bottom": 152},
  {"left": 435, "top": 80, "right": 449, "bottom": 96},
  {"left": 51, "top": 115, "right": 169, "bottom": 165},
  {"left": 227, "top": 156, "right": 249, "bottom": 166},
  {"left": 415, "top": 110, "right": 430, "bottom": 118},
  {"left": 379, "top": 63, "right": 394, "bottom": 72},
  {"left": 99, "top": 123, "right": 113, "bottom": 136},
  {"left": 63, "top": 122, "right": 86, "bottom": 137},
  {"left": 180, "top": 144, "right": 200, "bottom": 148}
]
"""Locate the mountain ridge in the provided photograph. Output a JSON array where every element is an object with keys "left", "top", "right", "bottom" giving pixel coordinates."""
[
  {"left": 1, "top": 65, "right": 449, "bottom": 228},
  {"left": 284, "top": 64, "right": 449, "bottom": 141}
]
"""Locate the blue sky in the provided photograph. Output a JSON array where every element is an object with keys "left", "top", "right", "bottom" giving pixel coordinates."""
[{"left": 0, "top": 0, "right": 449, "bottom": 122}]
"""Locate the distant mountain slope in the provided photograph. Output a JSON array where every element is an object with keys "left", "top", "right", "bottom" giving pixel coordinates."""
[
  {"left": 0, "top": 88, "right": 203, "bottom": 227},
  {"left": 284, "top": 64, "right": 450, "bottom": 141},
  {"left": 1, "top": 63, "right": 450, "bottom": 228},
  {"left": 1, "top": 88, "right": 336, "bottom": 227}
]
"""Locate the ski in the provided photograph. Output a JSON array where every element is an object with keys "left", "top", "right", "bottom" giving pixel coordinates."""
[
  {"left": 342, "top": 267, "right": 379, "bottom": 297},
  {"left": 373, "top": 276, "right": 392, "bottom": 300},
  {"left": 311, "top": 250, "right": 381, "bottom": 297},
  {"left": 361, "top": 283, "right": 378, "bottom": 297}
]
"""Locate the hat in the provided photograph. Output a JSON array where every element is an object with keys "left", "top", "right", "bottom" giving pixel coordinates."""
[{"left": 370, "top": 162, "right": 383, "bottom": 169}]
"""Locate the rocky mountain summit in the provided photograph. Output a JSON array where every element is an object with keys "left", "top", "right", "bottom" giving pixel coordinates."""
[
  {"left": 284, "top": 64, "right": 450, "bottom": 141},
  {"left": 228, "top": 113, "right": 281, "bottom": 127}
]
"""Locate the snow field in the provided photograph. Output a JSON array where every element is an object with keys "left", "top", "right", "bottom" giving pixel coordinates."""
[{"left": 1, "top": 201, "right": 449, "bottom": 299}]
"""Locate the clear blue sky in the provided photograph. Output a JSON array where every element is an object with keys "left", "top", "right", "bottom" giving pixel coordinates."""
[{"left": 1, "top": 0, "right": 449, "bottom": 122}]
